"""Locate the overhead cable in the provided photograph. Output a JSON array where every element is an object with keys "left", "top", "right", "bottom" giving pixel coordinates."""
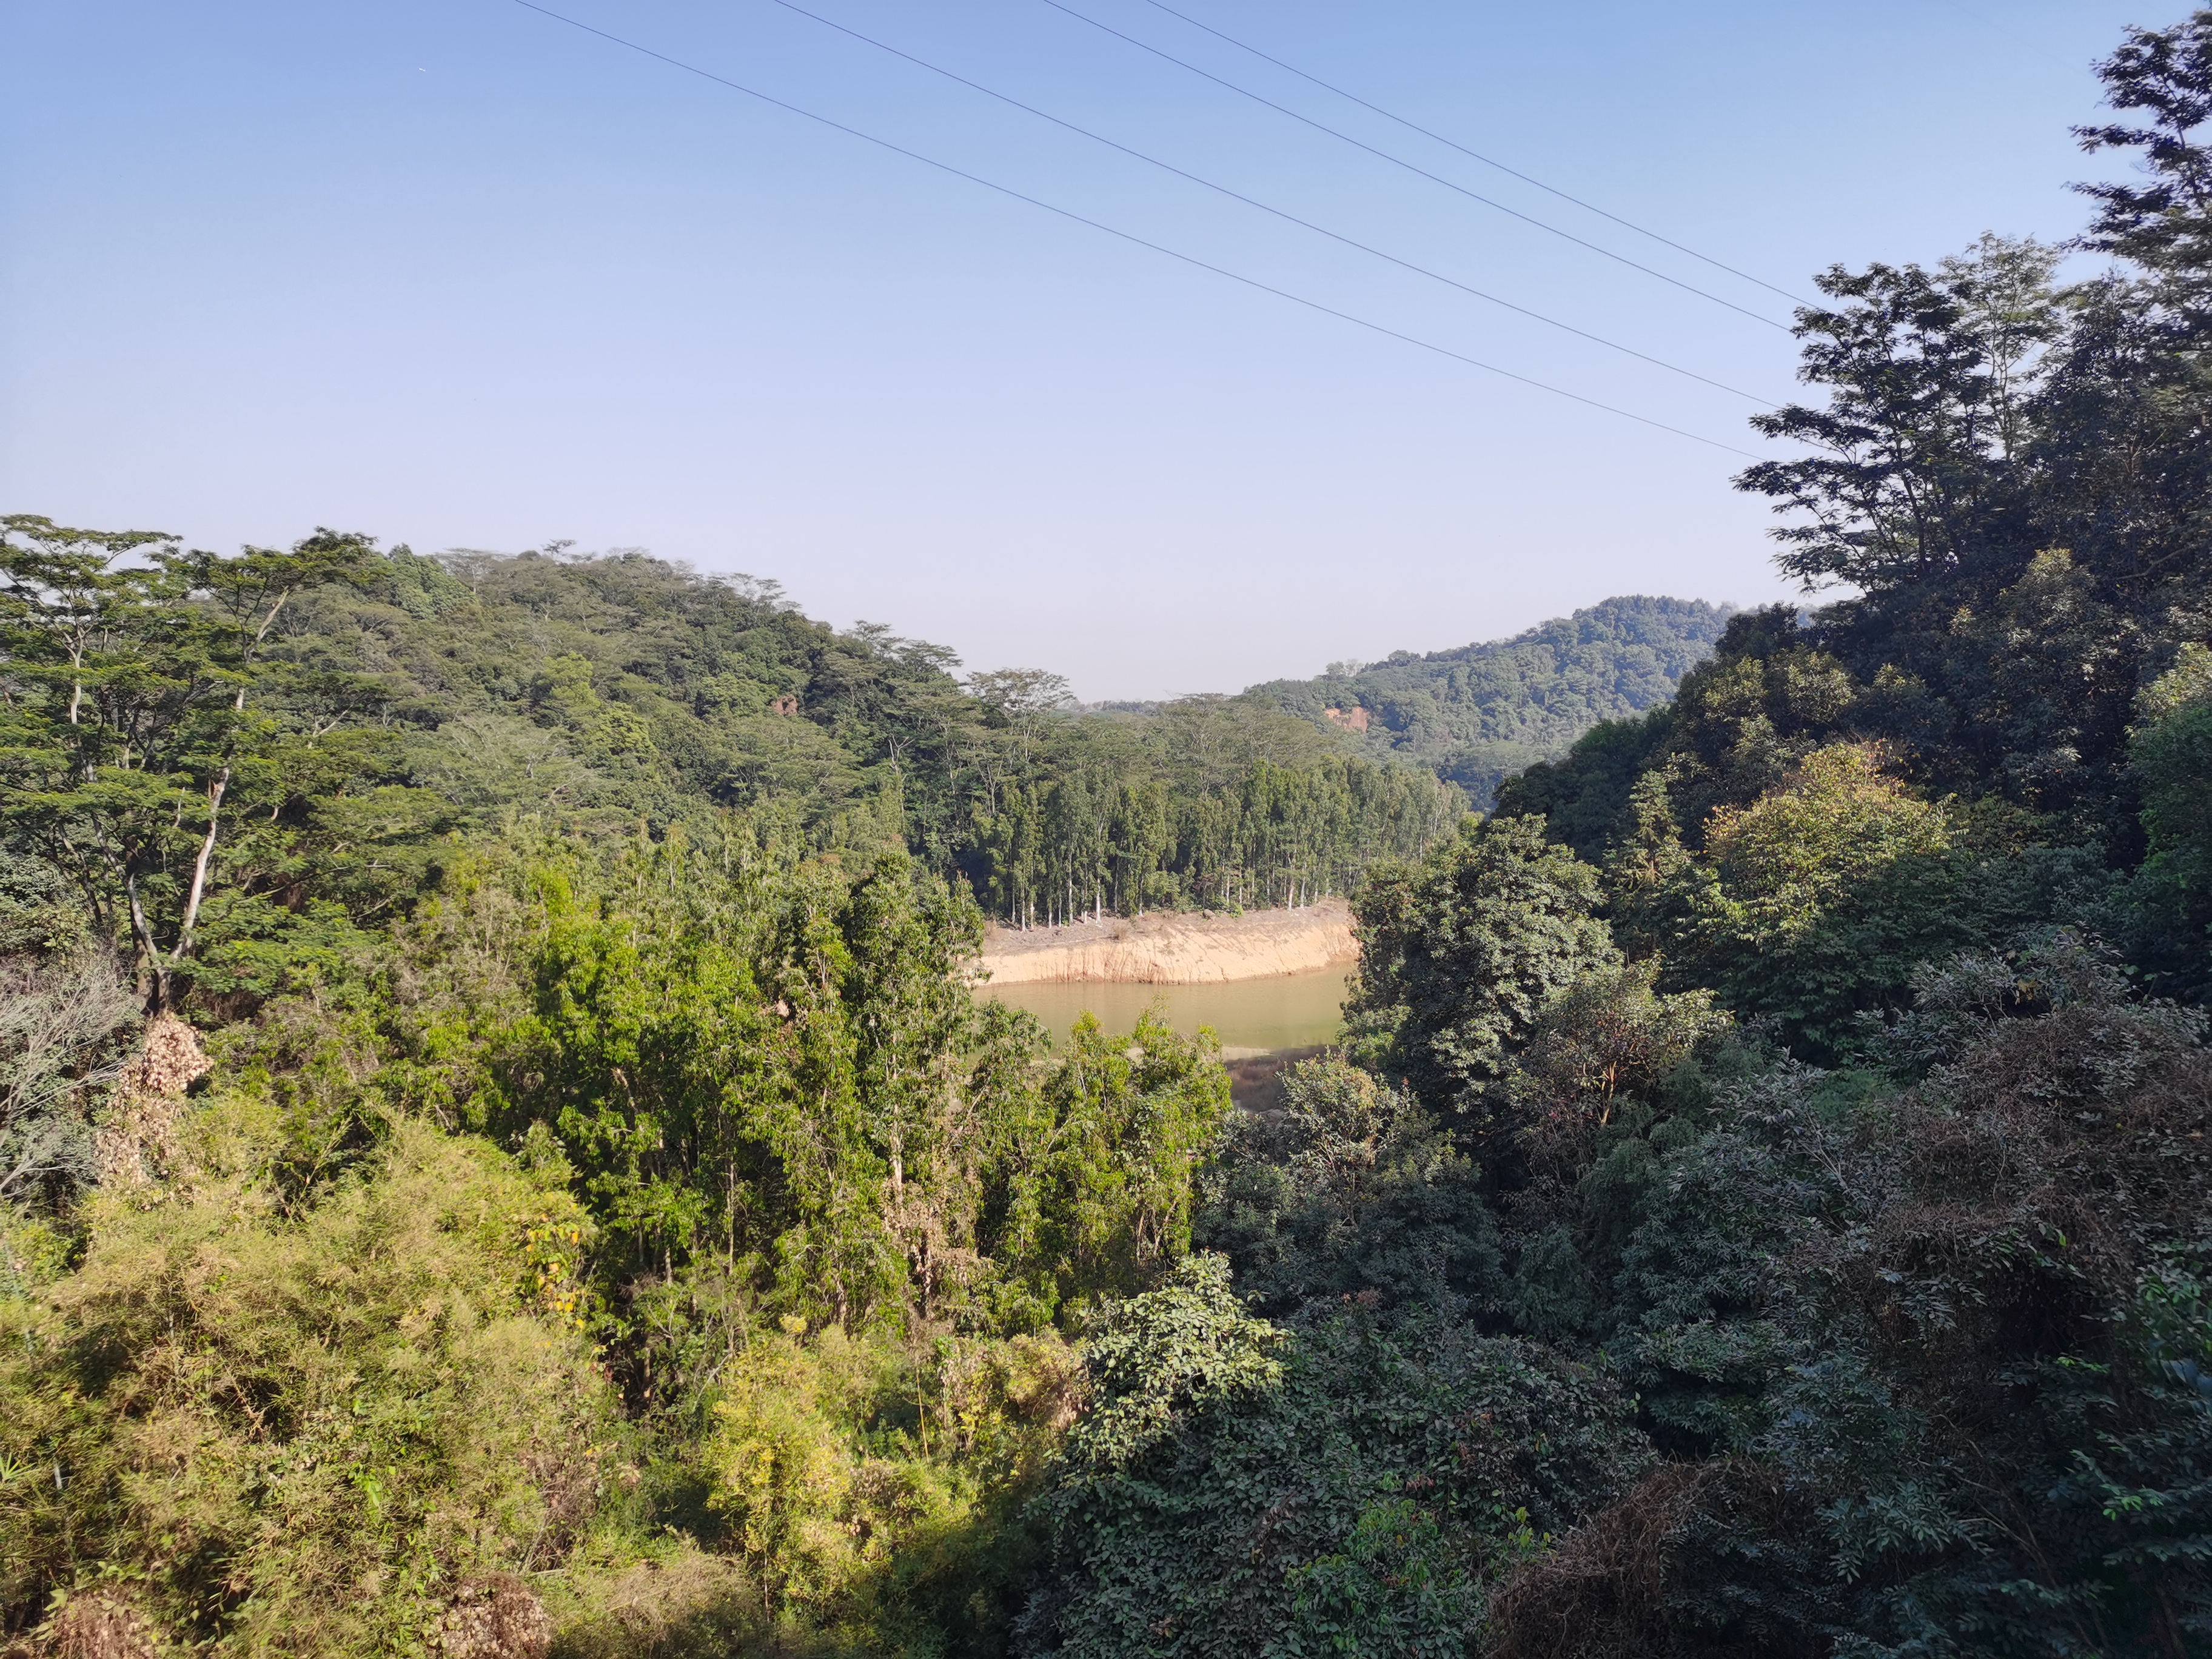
[
  {"left": 506, "top": 0, "right": 1762, "bottom": 459},
  {"left": 1035, "top": 0, "right": 1789, "bottom": 330},
  {"left": 1136, "top": 0, "right": 1815, "bottom": 307},
  {"left": 753, "top": 0, "right": 1784, "bottom": 406}
]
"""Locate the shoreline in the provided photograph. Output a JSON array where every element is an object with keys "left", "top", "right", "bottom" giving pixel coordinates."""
[{"left": 976, "top": 897, "right": 1359, "bottom": 986}]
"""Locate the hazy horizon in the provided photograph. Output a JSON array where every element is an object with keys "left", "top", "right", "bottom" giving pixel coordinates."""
[{"left": 4, "top": 0, "right": 2148, "bottom": 698}]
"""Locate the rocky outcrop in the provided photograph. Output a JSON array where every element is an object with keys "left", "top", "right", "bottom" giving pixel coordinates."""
[{"left": 977, "top": 899, "right": 1359, "bottom": 986}]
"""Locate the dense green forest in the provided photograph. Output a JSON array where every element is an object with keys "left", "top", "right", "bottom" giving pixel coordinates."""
[
  {"left": 1245, "top": 595, "right": 1735, "bottom": 807},
  {"left": 6, "top": 10, "right": 2212, "bottom": 1658},
  {"left": 0, "top": 529, "right": 1457, "bottom": 967}
]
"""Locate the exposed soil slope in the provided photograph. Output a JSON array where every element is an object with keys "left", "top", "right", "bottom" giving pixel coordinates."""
[{"left": 979, "top": 899, "right": 1358, "bottom": 985}]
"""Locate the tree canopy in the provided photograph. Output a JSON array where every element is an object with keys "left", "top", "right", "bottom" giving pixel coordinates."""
[
  {"left": 1246, "top": 596, "right": 1734, "bottom": 809},
  {"left": 7, "top": 8, "right": 2212, "bottom": 1657}
]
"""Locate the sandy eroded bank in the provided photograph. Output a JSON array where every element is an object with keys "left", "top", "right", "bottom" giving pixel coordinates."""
[{"left": 977, "top": 898, "right": 1359, "bottom": 985}]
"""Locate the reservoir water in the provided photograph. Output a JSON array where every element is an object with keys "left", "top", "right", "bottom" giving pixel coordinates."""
[{"left": 974, "top": 965, "right": 1352, "bottom": 1057}]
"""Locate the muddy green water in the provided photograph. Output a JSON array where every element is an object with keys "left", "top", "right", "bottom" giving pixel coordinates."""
[{"left": 974, "top": 965, "right": 1353, "bottom": 1057}]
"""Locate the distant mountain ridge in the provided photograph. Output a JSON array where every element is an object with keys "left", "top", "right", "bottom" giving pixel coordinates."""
[{"left": 1244, "top": 595, "right": 1735, "bottom": 807}]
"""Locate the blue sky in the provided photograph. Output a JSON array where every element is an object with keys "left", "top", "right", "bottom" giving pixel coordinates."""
[{"left": 1, "top": 0, "right": 2154, "bottom": 697}]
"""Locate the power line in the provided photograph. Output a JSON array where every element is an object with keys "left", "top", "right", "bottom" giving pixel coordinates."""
[
  {"left": 1034, "top": 0, "right": 1790, "bottom": 331},
  {"left": 1136, "top": 0, "right": 1815, "bottom": 308},
  {"left": 753, "top": 0, "right": 1783, "bottom": 406},
  {"left": 506, "top": 0, "right": 1763, "bottom": 460}
]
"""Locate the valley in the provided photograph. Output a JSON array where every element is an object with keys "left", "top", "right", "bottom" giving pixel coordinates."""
[{"left": 6, "top": 13, "right": 2212, "bottom": 1656}]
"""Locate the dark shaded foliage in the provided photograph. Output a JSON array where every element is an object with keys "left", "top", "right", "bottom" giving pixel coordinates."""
[
  {"left": 1017, "top": 1258, "right": 1649, "bottom": 1659},
  {"left": 1196, "top": 1054, "right": 1503, "bottom": 1319},
  {"left": 1491, "top": 939, "right": 2212, "bottom": 1656}
]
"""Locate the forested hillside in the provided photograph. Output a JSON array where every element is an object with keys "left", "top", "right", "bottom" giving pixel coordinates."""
[
  {"left": 6, "top": 10, "right": 2212, "bottom": 1659},
  {"left": 1246, "top": 595, "right": 1734, "bottom": 806},
  {"left": 0, "top": 531, "right": 1460, "bottom": 997}
]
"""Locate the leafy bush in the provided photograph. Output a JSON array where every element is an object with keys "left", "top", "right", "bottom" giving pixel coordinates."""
[
  {"left": 702, "top": 1321, "right": 1081, "bottom": 1651},
  {"left": 1196, "top": 1053, "right": 1501, "bottom": 1317},
  {"left": 1018, "top": 1258, "right": 1649, "bottom": 1658},
  {"left": 1669, "top": 743, "right": 1962, "bottom": 1050},
  {"left": 2130, "top": 641, "right": 2212, "bottom": 994},
  {"left": 1600, "top": 741, "right": 2097, "bottom": 1057},
  {"left": 1494, "top": 939, "right": 2212, "bottom": 1655},
  {"left": 1347, "top": 814, "right": 1618, "bottom": 1128},
  {"left": 0, "top": 1114, "right": 612, "bottom": 1653}
]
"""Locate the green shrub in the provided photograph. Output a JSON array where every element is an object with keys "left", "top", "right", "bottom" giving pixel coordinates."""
[
  {"left": 1196, "top": 1053, "right": 1501, "bottom": 1317},
  {"left": 0, "top": 1113, "right": 611, "bottom": 1653},
  {"left": 700, "top": 1321, "right": 1081, "bottom": 1652},
  {"left": 1497, "top": 943, "right": 2212, "bottom": 1654},
  {"left": 2130, "top": 642, "right": 2212, "bottom": 994},
  {"left": 1347, "top": 814, "right": 1619, "bottom": 1128},
  {"left": 1019, "top": 1258, "right": 1648, "bottom": 1658}
]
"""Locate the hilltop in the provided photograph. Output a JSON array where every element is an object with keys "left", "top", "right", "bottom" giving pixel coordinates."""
[{"left": 1242, "top": 594, "right": 1733, "bottom": 805}]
